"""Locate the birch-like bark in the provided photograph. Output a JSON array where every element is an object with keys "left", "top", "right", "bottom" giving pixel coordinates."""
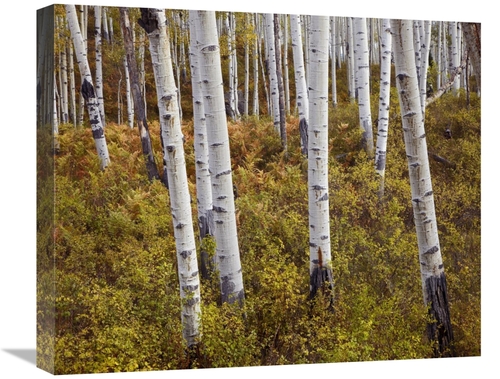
[
  {"left": 139, "top": 8, "right": 201, "bottom": 347},
  {"left": 353, "top": 17, "right": 374, "bottom": 157},
  {"left": 59, "top": 21, "right": 69, "bottom": 124},
  {"left": 450, "top": 22, "right": 461, "bottom": 95},
  {"left": 346, "top": 17, "right": 356, "bottom": 102},
  {"left": 77, "top": 5, "right": 88, "bottom": 127},
  {"left": 392, "top": 19, "right": 454, "bottom": 356},
  {"left": 290, "top": 14, "right": 309, "bottom": 156},
  {"left": 65, "top": 4, "right": 110, "bottom": 170},
  {"left": 375, "top": 18, "right": 392, "bottom": 198},
  {"left": 188, "top": 11, "right": 214, "bottom": 280},
  {"left": 418, "top": 20, "right": 431, "bottom": 116},
  {"left": 253, "top": 14, "right": 260, "bottom": 117},
  {"left": 274, "top": 13, "right": 287, "bottom": 153},
  {"left": 120, "top": 8, "right": 160, "bottom": 183},
  {"left": 308, "top": 15, "right": 333, "bottom": 308},
  {"left": 67, "top": 42, "right": 77, "bottom": 126},
  {"left": 264, "top": 13, "right": 281, "bottom": 135},
  {"left": 192, "top": 10, "right": 245, "bottom": 306},
  {"left": 124, "top": 57, "right": 134, "bottom": 128},
  {"left": 283, "top": 14, "right": 291, "bottom": 116},
  {"left": 330, "top": 16, "right": 338, "bottom": 108},
  {"left": 94, "top": 5, "right": 106, "bottom": 127}
]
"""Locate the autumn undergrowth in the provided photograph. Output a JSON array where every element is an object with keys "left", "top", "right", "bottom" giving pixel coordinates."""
[{"left": 39, "top": 90, "right": 481, "bottom": 373}]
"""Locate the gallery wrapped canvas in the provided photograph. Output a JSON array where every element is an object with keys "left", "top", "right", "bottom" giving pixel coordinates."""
[{"left": 36, "top": 2, "right": 481, "bottom": 376}]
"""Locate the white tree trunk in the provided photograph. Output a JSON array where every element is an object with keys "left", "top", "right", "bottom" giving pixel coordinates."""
[
  {"left": 94, "top": 5, "right": 106, "bottom": 127},
  {"left": 353, "top": 17, "right": 374, "bottom": 157},
  {"left": 124, "top": 57, "right": 134, "bottom": 128},
  {"left": 283, "top": 14, "right": 291, "bottom": 116},
  {"left": 139, "top": 8, "right": 201, "bottom": 347},
  {"left": 330, "top": 16, "right": 338, "bottom": 107},
  {"left": 290, "top": 14, "right": 309, "bottom": 156},
  {"left": 188, "top": 11, "right": 214, "bottom": 280},
  {"left": 450, "top": 21, "right": 461, "bottom": 95},
  {"left": 418, "top": 20, "right": 431, "bottom": 116},
  {"left": 307, "top": 15, "right": 333, "bottom": 308},
  {"left": 375, "top": 18, "right": 392, "bottom": 198},
  {"left": 346, "top": 17, "right": 356, "bottom": 102},
  {"left": 65, "top": 4, "right": 110, "bottom": 170},
  {"left": 253, "top": 14, "right": 260, "bottom": 117},
  {"left": 391, "top": 19, "right": 453, "bottom": 356},
  {"left": 192, "top": 10, "right": 245, "bottom": 306},
  {"left": 264, "top": 13, "right": 281, "bottom": 134}
]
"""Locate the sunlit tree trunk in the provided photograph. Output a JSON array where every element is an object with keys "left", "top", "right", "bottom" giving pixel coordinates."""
[
  {"left": 282, "top": 14, "right": 291, "bottom": 116},
  {"left": 120, "top": 8, "right": 160, "bottom": 183},
  {"left": 94, "top": 5, "right": 106, "bottom": 127},
  {"left": 375, "top": 18, "right": 392, "bottom": 198},
  {"left": 139, "top": 8, "right": 201, "bottom": 347},
  {"left": 274, "top": 13, "right": 287, "bottom": 153},
  {"left": 353, "top": 17, "right": 374, "bottom": 157},
  {"left": 308, "top": 15, "right": 333, "bottom": 309},
  {"left": 67, "top": 41, "right": 77, "bottom": 126},
  {"left": 192, "top": 10, "right": 245, "bottom": 306},
  {"left": 252, "top": 14, "right": 260, "bottom": 117},
  {"left": 290, "top": 14, "right": 309, "bottom": 156},
  {"left": 419, "top": 20, "right": 431, "bottom": 116},
  {"left": 346, "top": 17, "right": 356, "bottom": 102},
  {"left": 264, "top": 13, "right": 281, "bottom": 134},
  {"left": 123, "top": 57, "right": 134, "bottom": 128},
  {"left": 450, "top": 22, "right": 461, "bottom": 95},
  {"left": 392, "top": 19, "right": 454, "bottom": 357},
  {"left": 188, "top": 11, "right": 214, "bottom": 280},
  {"left": 77, "top": 5, "right": 87, "bottom": 127},
  {"left": 65, "top": 4, "right": 110, "bottom": 170},
  {"left": 58, "top": 19, "right": 69, "bottom": 124},
  {"left": 330, "top": 16, "right": 338, "bottom": 108}
]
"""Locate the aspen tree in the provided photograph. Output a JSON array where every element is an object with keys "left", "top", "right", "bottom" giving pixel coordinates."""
[
  {"left": 94, "top": 5, "right": 106, "bottom": 126},
  {"left": 290, "top": 14, "right": 309, "bottom": 156},
  {"left": 188, "top": 11, "right": 214, "bottom": 280},
  {"left": 120, "top": 8, "right": 160, "bottom": 183},
  {"left": 392, "top": 19, "right": 454, "bottom": 356},
  {"left": 191, "top": 10, "right": 245, "bottom": 306},
  {"left": 375, "top": 18, "right": 392, "bottom": 198},
  {"left": 308, "top": 15, "right": 333, "bottom": 308},
  {"left": 353, "top": 17, "right": 374, "bottom": 157},
  {"left": 274, "top": 13, "right": 287, "bottom": 153},
  {"left": 65, "top": 4, "right": 110, "bottom": 170},
  {"left": 138, "top": 8, "right": 202, "bottom": 347},
  {"left": 264, "top": 13, "right": 281, "bottom": 135}
]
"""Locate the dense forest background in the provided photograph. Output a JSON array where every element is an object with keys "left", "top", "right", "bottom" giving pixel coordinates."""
[{"left": 1, "top": 0, "right": 492, "bottom": 379}]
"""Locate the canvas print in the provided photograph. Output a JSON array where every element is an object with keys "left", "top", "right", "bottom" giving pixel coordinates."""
[{"left": 36, "top": 3, "right": 481, "bottom": 375}]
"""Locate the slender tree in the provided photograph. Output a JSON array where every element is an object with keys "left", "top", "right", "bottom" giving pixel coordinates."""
[
  {"left": 94, "top": 5, "right": 106, "bottom": 126},
  {"left": 191, "top": 10, "right": 245, "bottom": 306},
  {"left": 138, "top": 8, "right": 202, "bottom": 348},
  {"left": 307, "top": 15, "right": 334, "bottom": 309},
  {"left": 391, "top": 19, "right": 454, "bottom": 357},
  {"left": 119, "top": 8, "right": 161, "bottom": 183},
  {"left": 188, "top": 11, "right": 214, "bottom": 280},
  {"left": 353, "top": 17, "right": 374, "bottom": 157},
  {"left": 65, "top": 4, "right": 110, "bottom": 170},
  {"left": 274, "top": 13, "right": 287, "bottom": 154},
  {"left": 290, "top": 14, "right": 309, "bottom": 156},
  {"left": 374, "top": 18, "right": 392, "bottom": 198},
  {"left": 264, "top": 13, "right": 281, "bottom": 135}
]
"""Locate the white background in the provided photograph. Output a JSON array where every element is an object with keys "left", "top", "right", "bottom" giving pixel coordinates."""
[{"left": 1, "top": 1, "right": 493, "bottom": 378}]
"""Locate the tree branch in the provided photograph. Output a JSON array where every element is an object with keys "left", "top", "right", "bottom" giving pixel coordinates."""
[{"left": 426, "top": 50, "right": 468, "bottom": 107}]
